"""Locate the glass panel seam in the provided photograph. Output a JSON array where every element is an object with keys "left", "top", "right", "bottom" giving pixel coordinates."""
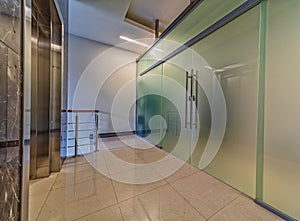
[{"left": 255, "top": 0, "right": 267, "bottom": 201}]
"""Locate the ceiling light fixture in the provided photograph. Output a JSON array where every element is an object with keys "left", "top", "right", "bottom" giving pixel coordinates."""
[
  {"left": 120, "top": 36, "right": 163, "bottom": 53},
  {"left": 120, "top": 36, "right": 150, "bottom": 48}
]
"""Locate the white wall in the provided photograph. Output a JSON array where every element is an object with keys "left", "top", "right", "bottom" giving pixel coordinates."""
[{"left": 68, "top": 34, "right": 138, "bottom": 133}]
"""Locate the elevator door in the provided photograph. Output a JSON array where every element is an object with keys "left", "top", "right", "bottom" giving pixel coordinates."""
[
  {"left": 30, "top": 12, "right": 51, "bottom": 179},
  {"left": 30, "top": 0, "right": 63, "bottom": 179}
]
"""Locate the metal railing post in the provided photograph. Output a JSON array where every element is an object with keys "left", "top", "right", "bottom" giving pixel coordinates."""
[
  {"left": 95, "top": 113, "right": 99, "bottom": 151},
  {"left": 68, "top": 110, "right": 100, "bottom": 157},
  {"left": 75, "top": 113, "right": 79, "bottom": 157}
]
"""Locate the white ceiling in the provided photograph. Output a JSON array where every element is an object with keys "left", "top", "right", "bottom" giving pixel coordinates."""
[{"left": 69, "top": 0, "right": 189, "bottom": 54}]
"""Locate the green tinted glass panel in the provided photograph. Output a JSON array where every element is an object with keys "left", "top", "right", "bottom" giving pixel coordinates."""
[
  {"left": 166, "top": 0, "right": 247, "bottom": 45},
  {"left": 140, "top": 0, "right": 247, "bottom": 71},
  {"left": 191, "top": 5, "right": 260, "bottom": 197},
  {"left": 263, "top": 0, "right": 300, "bottom": 219},
  {"left": 136, "top": 65, "right": 163, "bottom": 146},
  {"left": 137, "top": 57, "right": 148, "bottom": 75},
  {"left": 146, "top": 45, "right": 164, "bottom": 70},
  {"left": 136, "top": 59, "right": 145, "bottom": 136},
  {"left": 162, "top": 50, "right": 193, "bottom": 161}
]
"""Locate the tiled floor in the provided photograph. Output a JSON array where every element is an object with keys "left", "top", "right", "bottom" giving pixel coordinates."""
[{"left": 29, "top": 135, "right": 283, "bottom": 221}]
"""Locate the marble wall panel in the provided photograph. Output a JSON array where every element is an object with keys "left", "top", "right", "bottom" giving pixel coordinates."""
[
  {"left": 0, "top": 42, "right": 7, "bottom": 142},
  {"left": 0, "top": 147, "right": 6, "bottom": 165},
  {"left": 0, "top": 0, "right": 22, "bottom": 54},
  {"left": 7, "top": 48, "right": 21, "bottom": 141},
  {"left": 0, "top": 0, "right": 22, "bottom": 220},
  {"left": 0, "top": 146, "right": 20, "bottom": 221}
]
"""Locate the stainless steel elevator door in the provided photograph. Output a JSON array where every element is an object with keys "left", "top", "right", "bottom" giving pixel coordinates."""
[
  {"left": 30, "top": 1, "right": 51, "bottom": 179},
  {"left": 30, "top": 0, "right": 63, "bottom": 179},
  {"left": 49, "top": 0, "right": 63, "bottom": 172},
  {"left": 36, "top": 23, "right": 51, "bottom": 178}
]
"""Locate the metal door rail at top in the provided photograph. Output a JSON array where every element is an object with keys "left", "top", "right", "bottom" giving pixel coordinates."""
[{"left": 67, "top": 110, "right": 100, "bottom": 156}]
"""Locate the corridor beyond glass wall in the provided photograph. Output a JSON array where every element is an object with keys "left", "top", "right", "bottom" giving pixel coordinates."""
[{"left": 136, "top": 0, "right": 300, "bottom": 220}]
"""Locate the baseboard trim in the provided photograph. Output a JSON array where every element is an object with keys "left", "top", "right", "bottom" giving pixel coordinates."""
[
  {"left": 0, "top": 140, "right": 20, "bottom": 148},
  {"left": 254, "top": 199, "right": 296, "bottom": 221},
  {"left": 99, "top": 131, "right": 135, "bottom": 138},
  {"left": 135, "top": 134, "right": 162, "bottom": 149}
]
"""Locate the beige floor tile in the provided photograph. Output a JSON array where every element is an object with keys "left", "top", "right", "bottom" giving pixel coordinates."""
[
  {"left": 104, "top": 153, "right": 146, "bottom": 175},
  {"left": 137, "top": 184, "right": 205, "bottom": 221},
  {"left": 149, "top": 157, "right": 199, "bottom": 183},
  {"left": 29, "top": 135, "right": 284, "bottom": 221},
  {"left": 29, "top": 173, "right": 58, "bottom": 221},
  {"left": 110, "top": 165, "right": 163, "bottom": 185},
  {"left": 53, "top": 163, "right": 104, "bottom": 189},
  {"left": 29, "top": 173, "right": 58, "bottom": 196},
  {"left": 112, "top": 179, "right": 167, "bottom": 202},
  {"left": 37, "top": 177, "right": 117, "bottom": 221},
  {"left": 83, "top": 152, "right": 109, "bottom": 176},
  {"left": 132, "top": 143, "right": 157, "bottom": 149},
  {"left": 29, "top": 193, "right": 49, "bottom": 221},
  {"left": 119, "top": 197, "right": 151, "bottom": 221},
  {"left": 120, "top": 140, "right": 152, "bottom": 148},
  {"left": 63, "top": 156, "right": 89, "bottom": 167},
  {"left": 61, "top": 162, "right": 94, "bottom": 173},
  {"left": 116, "top": 154, "right": 146, "bottom": 164},
  {"left": 109, "top": 147, "right": 136, "bottom": 158},
  {"left": 171, "top": 172, "right": 240, "bottom": 218},
  {"left": 137, "top": 148, "right": 169, "bottom": 163},
  {"left": 209, "top": 195, "right": 284, "bottom": 221},
  {"left": 100, "top": 148, "right": 142, "bottom": 162},
  {"left": 134, "top": 146, "right": 162, "bottom": 154},
  {"left": 100, "top": 136, "right": 152, "bottom": 149},
  {"left": 99, "top": 140, "right": 127, "bottom": 150},
  {"left": 165, "top": 163, "right": 199, "bottom": 183},
  {"left": 75, "top": 205, "right": 123, "bottom": 221}
]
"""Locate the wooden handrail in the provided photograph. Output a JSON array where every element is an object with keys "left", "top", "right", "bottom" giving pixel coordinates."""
[{"left": 68, "top": 110, "right": 100, "bottom": 113}]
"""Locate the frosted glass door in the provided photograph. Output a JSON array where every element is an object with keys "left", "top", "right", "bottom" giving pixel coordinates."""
[
  {"left": 162, "top": 50, "right": 193, "bottom": 162},
  {"left": 191, "top": 5, "right": 260, "bottom": 197},
  {"left": 136, "top": 65, "right": 163, "bottom": 146},
  {"left": 263, "top": 0, "right": 300, "bottom": 219}
]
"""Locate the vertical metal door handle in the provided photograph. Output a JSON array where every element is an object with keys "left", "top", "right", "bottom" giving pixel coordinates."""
[
  {"left": 190, "top": 69, "right": 194, "bottom": 129},
  {"left": 185, "top": 71, "right": 189, "bottom": 128},
  {"left": 195, "top": 70, "right": 199, "bottom": 129}
]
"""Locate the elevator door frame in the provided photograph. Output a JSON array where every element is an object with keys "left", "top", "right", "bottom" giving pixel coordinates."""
[{"left": 30, "top": 0, "right": 63, "bottom": 179}]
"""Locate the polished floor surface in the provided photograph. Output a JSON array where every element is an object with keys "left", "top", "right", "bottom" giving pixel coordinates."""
[{"left": 29, "top": 135, "right": 283, "bottom": 221}]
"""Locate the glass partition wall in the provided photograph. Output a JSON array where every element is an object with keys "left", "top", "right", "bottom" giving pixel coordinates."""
[
  {"left": 263, "top": 0, "right": 300, "bottom": 219},
  {"left": 136, "top": 0, "right": 300, "bottom": 220},
  {"left": 191, "top": 4, "right": 260, "bottom": 198}
]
